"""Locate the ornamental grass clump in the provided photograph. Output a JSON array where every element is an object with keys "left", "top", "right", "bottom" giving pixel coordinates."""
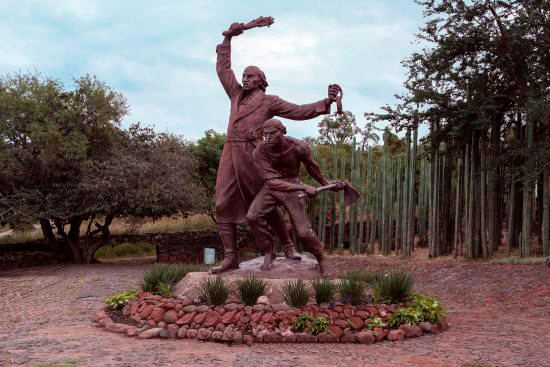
[
  {"left": 343, "top": 269, "right": 383, "bottom": 287},
  {"left": 374, "top": 269, "right": 414, "bottom": 304},
  {"left": 280, "top": 279, "right": 311, "bottom": 307},
  {"left": 104, "top": 289, "right": 139, "bottom": 310},
  {"left": 199, "top": 275, "right": 231, "bottom": 306},
  {"left": 142, "top": 263, "right": 206, "bottom": 294},
  {"left": 199, "top": 276, "right": 230, "bottom": 306},
  {"left": 311, "top": 277, "right": 336, "bottom": 304},
  {"left": 338, "top": 275, "right": 367, "bottom": 305},
  {"left": 237, "top": 275, "right": 267, "bottom": 306}
]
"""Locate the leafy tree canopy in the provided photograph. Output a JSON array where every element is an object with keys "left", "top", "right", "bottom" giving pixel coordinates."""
[{"left": 0, "top": 72, "right": 207, "bottom": 262}]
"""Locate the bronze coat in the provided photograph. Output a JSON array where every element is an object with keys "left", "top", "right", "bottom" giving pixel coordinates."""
[{"left": 215, "top": 43, "right": 329, "bottom": 223}]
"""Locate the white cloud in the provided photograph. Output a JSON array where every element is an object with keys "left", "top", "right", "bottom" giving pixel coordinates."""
[{"left": 0, "top": 0, "right": 424, "bottom": 140}]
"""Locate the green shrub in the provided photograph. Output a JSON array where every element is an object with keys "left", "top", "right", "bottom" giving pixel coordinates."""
[
  {"left": 311, "top": 277, "right": 336, "bottom": 304},
  {"left": 292, "top": 313, "right": 312, "bottom": 332},
  {"left": 338, "top": 276, "right": 367, "bottom": 305},
  {"left": 142, "top": 263, "right": 206, "bottom": 293},
  {"left": 308, "top": 316, "right": 329, "bottom": 335},
  {"left": 280, "top": 279, "right": 311, "bottom": 307},
  {"left": 237, "top": 276, "right": 267, "bottom": 306},
  {"left": 199, "top": 276, "right": 230, "bottom": 306},
  {"left": 366, "top": 317, "right": 386, "bottom": 330},
  {"left": 410, "top": 293, "right": 447, "bottom": 323},
  {"left": 104, "top": 289, "right": 139, "bottom": 310},
  {"left": 388, "top": 293, "right": 446, "bottom": 328},
  {"left": 374, "top": 270, "right": 414, "bottom": 304},
  {"left": 95, "top": 242, "right": 156, "bottom": 259},
  {"left": 388, "top": 307, "right": 423, "bottom": 328}
]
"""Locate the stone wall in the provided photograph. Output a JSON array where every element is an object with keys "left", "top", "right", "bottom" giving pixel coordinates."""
[
  {"left": 0, "top": 229, "right": 259, "bottom": 271},
  {"left": 92, "top": 292, "right": 450, "bottom": 344}
]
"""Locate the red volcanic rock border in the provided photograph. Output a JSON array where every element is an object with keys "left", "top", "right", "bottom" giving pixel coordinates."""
[{"left": 92, "top": 292, "right": 450, "bottom": 344}]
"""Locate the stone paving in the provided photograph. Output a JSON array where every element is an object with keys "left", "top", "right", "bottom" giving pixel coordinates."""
[{"left": 0, "top": 256, "right": 549, "bottom": 366}]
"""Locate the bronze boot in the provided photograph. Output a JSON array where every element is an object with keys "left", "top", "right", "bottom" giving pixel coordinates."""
[
  {"left": 282, "top": 240, "right": 302, "bottom": 261},
  {"left": 211, "top": 223, "right": 239, "bottom": 273},
  {"left": 267, "top": 208, "right": 302, "bottom": 261}
]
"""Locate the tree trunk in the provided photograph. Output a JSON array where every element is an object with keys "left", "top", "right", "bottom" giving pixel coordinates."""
[{"left": 480, "top": 141, "right": 488, "bottom": 257}]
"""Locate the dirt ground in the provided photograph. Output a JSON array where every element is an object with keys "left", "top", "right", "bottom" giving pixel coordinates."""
[{"left": 1, "top": 254, "right": 549, "bottom": 367}]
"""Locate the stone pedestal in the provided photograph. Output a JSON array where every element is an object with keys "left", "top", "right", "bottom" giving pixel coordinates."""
[{"left": 173, "top": 256, "right": 320, "bottom": 304}]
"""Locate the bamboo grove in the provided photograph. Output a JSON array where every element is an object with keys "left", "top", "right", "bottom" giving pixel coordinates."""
[
  {"left": 302, "top": 117, "right": 549, "bottom": 259},
  {"left": 298, "top": 1, "right": 550, "bottom": 259}
]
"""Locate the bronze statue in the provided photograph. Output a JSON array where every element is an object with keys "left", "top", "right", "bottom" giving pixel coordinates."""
[
  {"left": 247, "top": 119, "right": 346, "bottom": 275},
  {"left": 212, "top": 18, "right": 341, "bottom": 273}
]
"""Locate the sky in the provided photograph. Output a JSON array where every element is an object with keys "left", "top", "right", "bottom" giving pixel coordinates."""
[{"left": 0, "top": 0, "right": 425, "bottom": 141}]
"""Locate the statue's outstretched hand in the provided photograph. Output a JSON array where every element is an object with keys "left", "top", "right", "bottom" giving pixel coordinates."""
[
  {"left": 223, "top": 22, "right": 245, "bottom": 37},
  {"left": 303, "top": 185, "right": 318, "bottom": 198},
  {"left": 327, "top": 84, "right": 340, "bottom": 103},
  {"left": 328, "top": 180, "right": 346, "bottom": 191}
]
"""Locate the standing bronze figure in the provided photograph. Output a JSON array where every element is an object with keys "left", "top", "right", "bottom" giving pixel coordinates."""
[
  {"left": 212, "top": 18, "right": 341, "bottom": 273},
  {"left": 247, "top": 119, "right": 346, "bottom": 275}
]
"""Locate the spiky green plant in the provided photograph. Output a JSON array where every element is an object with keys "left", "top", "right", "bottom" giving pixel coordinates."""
[
  {"left": 199, "top": 276, "right": 230, "bottom": 306},
  {"left": 237, "top": 275, "right": 267, "bottom": 306},
  {"left": 280, "top": 279, "right": 311, "bottom": 307},
  {"left": 311, "top": 278, "right": 336, "bottom": 304},
  {"left": 142, "top": 263, "right": 206, "bottom": 293},
  {"left": 342, "top": 270, "right": 383, "bottom": 287},
  {"left": 158, "top": 282, "right": 172, "bottom": 298},
  {"left": 337, "top": 276, "right": 367, "bottom": 305},
  {"left": 374, "top": 270, "right": 414, "bottom": 304}
]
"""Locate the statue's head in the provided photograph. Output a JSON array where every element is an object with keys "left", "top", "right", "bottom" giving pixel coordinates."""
[
  {"left": 242, "top": 65, "right": 268, "bottom": 92},
  {"left": 262, "top": 118, "right": 286, "bottom": 146}
]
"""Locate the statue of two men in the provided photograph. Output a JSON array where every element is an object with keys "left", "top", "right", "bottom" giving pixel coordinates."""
[{"left": 212, "top": 21, "right": 342, "bottom": 275}]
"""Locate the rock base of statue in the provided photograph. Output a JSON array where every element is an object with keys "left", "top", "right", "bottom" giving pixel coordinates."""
[{"left": 173, "top": 256, "right": 321, "bottom": 304}]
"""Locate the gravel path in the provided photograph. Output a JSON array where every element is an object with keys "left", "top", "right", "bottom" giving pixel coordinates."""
[{"left": 0, "top": 256, "right": 549, "bottom": 367}]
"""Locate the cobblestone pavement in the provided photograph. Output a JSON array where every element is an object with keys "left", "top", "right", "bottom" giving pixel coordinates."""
[{"left": 0, "top": 256, "right": 549, "bottom": 367}]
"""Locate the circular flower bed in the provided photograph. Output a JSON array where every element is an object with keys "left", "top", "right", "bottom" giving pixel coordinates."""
[{"left": 92, "top": 292, "right": 450, "bottom": 344}]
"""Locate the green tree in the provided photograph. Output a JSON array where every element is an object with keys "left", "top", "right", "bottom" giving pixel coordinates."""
[
  {"left": 317, "top": 111, "right": 358, "bottom": 147},
  {"left": 0, "top": 72, "right": 206, "bottom": 262},
  {"left": 188, "top": 129, "right": 226, "bottom": 198}
]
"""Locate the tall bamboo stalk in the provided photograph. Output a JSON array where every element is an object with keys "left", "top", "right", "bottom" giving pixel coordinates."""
[
  {"left": 338, "top": 156, "right": 346, "bottom": 253},
  {"left": 406, "top": 127, "right": 418, "bottom": 256},
  {"left": 381, "top": 130, "right": 389, "bottom": 255},
  {"left": 522, "top": 117, "right": 534, "bottom": 257},
  {"left": 453, "top": 157, "right": 462, "bottom": 257},
  {"left": 396, "top": 160, "right": 403, "bottom": 254},
  {"left": 480, "top": 141, "right": 488, "bottom": 257},
  {"left": 507, "top": 179, "right": 515, "bottom": 255},
  {"left": 403, "top": 128, "right": 411, "bottom": 254},
  {"left": 329, "top": 147, "right": 338, "bottom": 253}
]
